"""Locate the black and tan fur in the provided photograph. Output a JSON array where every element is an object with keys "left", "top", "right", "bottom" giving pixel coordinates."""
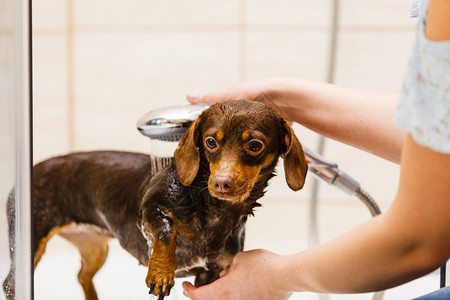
[{"left": 3, "top": 100, "right": 308, "bottom": 300}]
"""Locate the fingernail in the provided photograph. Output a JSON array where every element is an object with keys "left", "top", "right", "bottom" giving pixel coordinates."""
[
  {"left": 182, "top": 282, "right": 191, "bottom": 297},
  {"left": 183, "top": 289, "right": 189, "bottom": 298}
]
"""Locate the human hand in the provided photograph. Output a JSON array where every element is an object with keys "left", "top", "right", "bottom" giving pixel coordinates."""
[
  {"left": 186, "top": 79, "right": 274, "bottom": 105},
  {"left": 182, "top": 249, "right": 293, "bottom": 300},
  {"left": 186, "top": 78, "right": 298, "bottom": 122}
]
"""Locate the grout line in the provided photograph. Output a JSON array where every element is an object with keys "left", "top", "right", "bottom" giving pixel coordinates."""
[
  {"left": 247, "top": 24, "right": 415, "bottom": 33},
  {"left": 32, "top": 25, "right": 415, "bottom": 35},
  {"left": 66, "top": 0, "right": 75, "bottom": 151}
]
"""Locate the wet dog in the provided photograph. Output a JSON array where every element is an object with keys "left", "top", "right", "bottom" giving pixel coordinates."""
[{"left": 3, "top": 100, "right": 308, "bottom": 300}]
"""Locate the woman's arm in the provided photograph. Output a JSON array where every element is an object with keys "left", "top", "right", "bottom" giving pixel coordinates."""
[
  {"left": 272, "top": 79, "right": 404, "bottom": 163},
  {"left": 275, "top": 0, "right": 450, "bottom": 294},
  {"left": 188, "top": 78, "right": 404, "bottom": 163},
  {"left": 281, "top": 134, "right": 450, "bottom": 294},
  {"left": 425, "top": 0, "right": 450, "bottom": 41}
]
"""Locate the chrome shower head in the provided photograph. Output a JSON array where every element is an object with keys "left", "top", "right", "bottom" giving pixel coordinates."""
[{"left": 136, "top": 104, "right": 209, "bottom": 141}]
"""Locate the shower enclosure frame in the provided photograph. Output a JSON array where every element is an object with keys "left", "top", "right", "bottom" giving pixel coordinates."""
[{"left": 11, "top": 0, "right": 34, "bottom": 298}]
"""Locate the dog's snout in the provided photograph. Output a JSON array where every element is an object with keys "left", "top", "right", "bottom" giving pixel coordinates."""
[{"left": 212, "top": 176, "right": 235, "bottom": 193}]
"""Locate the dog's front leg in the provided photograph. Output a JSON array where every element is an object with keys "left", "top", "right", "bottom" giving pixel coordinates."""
[{"left": 140, "top": 214, "right": 177, "bottom": 300}]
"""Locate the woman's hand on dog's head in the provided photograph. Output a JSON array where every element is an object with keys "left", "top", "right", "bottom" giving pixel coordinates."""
[{"left": 186, "top": 78, "right": 297, "bottom": 123}]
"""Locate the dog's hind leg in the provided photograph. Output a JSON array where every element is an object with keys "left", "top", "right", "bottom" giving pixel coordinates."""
[{"left": 59, "top": 226, "right": 111, "bottom": 300}]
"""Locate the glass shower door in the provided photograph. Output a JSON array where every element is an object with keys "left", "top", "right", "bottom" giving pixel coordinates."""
[{"left": 1, "top": 0, "right": 33, "bottom": 299}]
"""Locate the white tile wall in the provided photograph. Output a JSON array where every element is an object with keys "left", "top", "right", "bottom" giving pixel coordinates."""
[
  {"left": 73, "top": 0, "right": 240, "bottom": 27},
  {"left": 245, "top": 0, "right": 329, "bottom": 27},
  {"left": 340, "top": 0, "right": 415, "bottom": 28},
  {"left": 72, "top": 30, "right": 240, "bottom": 151},
  {"left": 336, "top": 30, "right": 415, "bottom": 92},
  {"left": 32, "top": 0, "right": 67, "bottom": 31},
  {"left": 0, "top": 0, "right": 15, "bottom": 31},
  {"left": 246, "top": 31, "right": 328, "bottom": 81},
  {"left": 33, "top": 35, "right": 70, "bottom": 162}
]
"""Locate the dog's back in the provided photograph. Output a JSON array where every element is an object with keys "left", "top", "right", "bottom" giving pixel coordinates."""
[{"left": 4, "top": 151, "right": 153, "bottom": 300}]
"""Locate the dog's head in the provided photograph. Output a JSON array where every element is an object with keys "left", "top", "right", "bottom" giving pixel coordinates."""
[{"left": 174, "top": 100, "right": 308, "bottom": 202}]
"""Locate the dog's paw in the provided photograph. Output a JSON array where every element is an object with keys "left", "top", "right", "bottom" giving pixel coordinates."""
[{"left": 146, "top": 263, "right": 174, "bottom": 300}]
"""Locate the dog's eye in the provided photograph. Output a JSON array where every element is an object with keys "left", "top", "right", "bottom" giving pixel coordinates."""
[
  {"left": 247, "top": 139, "right": 264, "bottom": 155},
  {"left": 205, "top": 137, "right": 218, "bottom": 150}
]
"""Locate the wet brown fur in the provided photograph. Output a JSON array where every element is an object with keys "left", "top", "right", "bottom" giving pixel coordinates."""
[{"left": 3, "top": 100, "right": 307, "bottom": 300}]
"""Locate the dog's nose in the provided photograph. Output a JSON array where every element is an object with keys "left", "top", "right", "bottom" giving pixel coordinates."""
[{"left": 212, "top": 176, "right": 235, "bottom": 193}]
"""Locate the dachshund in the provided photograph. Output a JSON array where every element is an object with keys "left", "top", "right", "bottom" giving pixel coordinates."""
[{"left": 3, "top": 100, "right": 308, "bottom": 300}]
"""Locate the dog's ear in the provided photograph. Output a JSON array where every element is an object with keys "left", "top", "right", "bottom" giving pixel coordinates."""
[
  {"left": 281, "top": 119, "right": 308, "bottom": 191},
  {"left": 174, "top": 115, "right": 202, "bottom": 186}
]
